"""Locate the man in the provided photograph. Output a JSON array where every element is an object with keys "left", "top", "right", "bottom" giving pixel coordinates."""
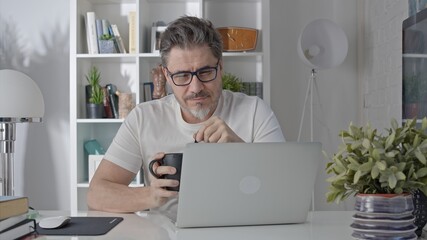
[{"left": 87, "top": 16, "right": 285, "bottom": 215}]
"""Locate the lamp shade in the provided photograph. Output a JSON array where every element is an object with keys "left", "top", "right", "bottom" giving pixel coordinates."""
[
  {"left": 0, "top": 69, "right": 45, "bottom": 122},
  {"left": 297, "top": 19, "right": 348, "bottom": 70}
]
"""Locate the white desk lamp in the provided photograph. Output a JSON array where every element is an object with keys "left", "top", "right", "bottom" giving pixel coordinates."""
[
  {"left": 297, "top": 19, "right": 348, "bottom": 142},
  {"left": 296, "top": 19, "right": 348, "bottom": 211},
  {"left": 0, "top": 69, "right": 45, "bottom": 196}
]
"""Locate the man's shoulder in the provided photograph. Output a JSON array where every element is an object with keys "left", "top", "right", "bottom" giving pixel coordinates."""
[
  {"left": 136, "top": 94, "right": 176, "bottom": 108},
  {"left": 222, "top": 90, "right": 262, "bottom": 105},
  {"left": 130, "top": 94, "right": 176, "bottom": 118}
]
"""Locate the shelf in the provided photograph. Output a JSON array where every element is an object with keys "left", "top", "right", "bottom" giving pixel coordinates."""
[
  {"left": 139, "top": 53, "right": 161, "bottom": 58},
  {"left": 77, "top": 53, "right": 138, "bottom": 58},
  {"left": 77, "top": 183, "right": 90, "bottom": 188},
  {"left": 402, "top": 118, "right": 425, "bottom": 123},
  {"left": 223, "top": 52, "right": 263, "bottom": 57},
  {"left": 77, "top": 118, "right": 124, "bottom": 123},
  {"left": 402, "top": 53, "right": 427, "bottom": 58},
  {"left": 83, "top": 0, "right": 135, "bottom": 4},
  {"left": 76, "top": 54, "right": 138, "bottom": 63},
  {"left": 146, "top": 0, "right": 198, "bottom": 2}
]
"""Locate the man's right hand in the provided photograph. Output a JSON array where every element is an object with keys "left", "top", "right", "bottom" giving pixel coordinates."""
[{"left": 147, "top": 152, "right": 180, "bottom": 208}]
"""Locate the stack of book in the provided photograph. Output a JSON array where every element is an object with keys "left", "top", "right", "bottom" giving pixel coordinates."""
[
  {"left": 0, "top": 196, "right": 35, "bottom": 239},
  {"left": 241, "top": 82, "right": 263, "bottom": 99},
  {"left": 85, "top": 11, "right": 129, "bottom": 54}
]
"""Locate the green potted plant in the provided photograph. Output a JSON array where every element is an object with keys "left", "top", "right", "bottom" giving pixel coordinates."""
[
  {"left": 325, "top": 118, "right": 427, "bottom": 236},
  {"left": 222, "top": 72, "right": 244, "bottom": 92},
  {"left": 99, "top": 33, "right": 117, "bottom": 54},
  {"left": 85, "top": 66, "right": 104, "bottom": 118}
]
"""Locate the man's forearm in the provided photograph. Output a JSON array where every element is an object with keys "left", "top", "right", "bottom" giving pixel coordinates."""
[{"left": 87, "top": 179, "right": 152, "bottom": 213}]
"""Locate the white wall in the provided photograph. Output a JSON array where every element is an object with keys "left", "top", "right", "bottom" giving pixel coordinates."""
[
  {"left": 270, "top": 0, "right": 359, "bottom": 211},
  {"left": 0, "top": 0, "right": 70, "bottom": 210},
  {"left": 360, "top": 0, "right": 407, "bottom": 128}
]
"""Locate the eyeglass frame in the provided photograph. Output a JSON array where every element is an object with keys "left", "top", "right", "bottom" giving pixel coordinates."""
[{"left": 163, "top": 59, "right": 221, "bottom": 86}]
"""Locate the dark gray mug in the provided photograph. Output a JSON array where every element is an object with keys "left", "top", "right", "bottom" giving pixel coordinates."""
[{"left": 148, "top": 153, "right": 183, "bottom": 191}]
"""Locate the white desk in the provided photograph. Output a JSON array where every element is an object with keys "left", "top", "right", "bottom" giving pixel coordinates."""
[{"left": 35, "top": 211, "right": 354, "bottom": 239}]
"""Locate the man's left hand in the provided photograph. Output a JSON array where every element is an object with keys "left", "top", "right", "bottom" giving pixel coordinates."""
[{"left": 194, "top": 116, "right": 244, "bottom": 143}]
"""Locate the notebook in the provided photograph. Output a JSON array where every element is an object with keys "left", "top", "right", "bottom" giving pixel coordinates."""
[{"left": 176, "top": 142, "right": 322, "bottom": 228}]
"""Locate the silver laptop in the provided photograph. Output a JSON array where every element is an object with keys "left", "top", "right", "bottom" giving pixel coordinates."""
[{"left": 176, "top": 142, "right": 322, "bottom": 228}]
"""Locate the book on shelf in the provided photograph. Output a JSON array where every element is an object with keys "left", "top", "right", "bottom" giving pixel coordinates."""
[
  {"left": 143, "top": 82, "right": 154, "bottom": 102},
  {"left": 106, "top": 84, "right": 119, "bottom": 118},
  {"left": 95, "top": 19, "right": 103, "bottom": 52},
  {"left": 102, "top": 87, "right": 114, "bottom": 118},
  {"left": 0, "top": 214, "right": 27, "bottom": 232},
  {"left": 101, "top": 19, "right": 110, "bottom": 37},
  {"left": 255, "top": 82, "right": 263, "bottom": 99},
  {"left": 85, "top": 11, "right": 99, "bottom": 54},
  {"left": 128, "top": 11, "right": 137, "bottom": 54},
  {"left": 111, "top": 24, "right": 127, "bottom": 53},
  {"left": 0, "top": 218, "right": 36, "bottom": 240},
  {"left": 88, "top": 154, "right": 104, "bottom": 182},
  {"left": 0, "top": 196, "right": 29, "bottom": 220}
]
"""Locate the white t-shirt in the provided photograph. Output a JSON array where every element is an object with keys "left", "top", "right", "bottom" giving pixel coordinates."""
[{"left": 104, "top": 90, "right": 285, "bottom": 214}]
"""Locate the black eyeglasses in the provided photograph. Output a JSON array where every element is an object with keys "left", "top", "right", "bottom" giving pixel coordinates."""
[{"left": 164, "top": 59, "right": 220, "bottom": 86}]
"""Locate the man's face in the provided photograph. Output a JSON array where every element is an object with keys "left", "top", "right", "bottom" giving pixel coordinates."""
[{"left": 162, "top": 45, "right": 222, "bottom": 123}]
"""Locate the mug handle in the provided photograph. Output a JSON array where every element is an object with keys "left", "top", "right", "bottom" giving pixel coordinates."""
[{"left": 148, "top": 159, "right": 162, "bottom": 178}]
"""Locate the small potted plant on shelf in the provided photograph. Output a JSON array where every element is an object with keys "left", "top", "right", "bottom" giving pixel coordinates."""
[
  {"left": 85, "top": 66, "right": 104, "bottom": 119},
  {"left": 325, "top": 118, "right": 427, "bottom": 237},
  {"left": 99, "top": 34, "right": 117, "bottom": 54},
  {"left": 222, "top": 72, "right": 244, "bottom": 92}
]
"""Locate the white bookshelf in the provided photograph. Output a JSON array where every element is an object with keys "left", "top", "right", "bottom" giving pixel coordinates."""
[{"left": 70, "top": 0, "right": 270, "bottom": 213}]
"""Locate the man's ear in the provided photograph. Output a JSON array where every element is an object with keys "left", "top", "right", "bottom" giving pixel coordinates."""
[
  {"left": 161, "top": 65, "right": 167, "bottom": 76},
  {"left": 161, "top": 66, "right": 172, "bottom": 85}
]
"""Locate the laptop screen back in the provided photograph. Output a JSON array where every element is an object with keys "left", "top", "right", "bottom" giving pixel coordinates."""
[{"left": 176, "top": 142, "right": 322, "bottom": 228}]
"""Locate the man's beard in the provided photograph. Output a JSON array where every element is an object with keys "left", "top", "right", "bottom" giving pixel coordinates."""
[
  {"left": 188, "top": 105, "right": 211, "bottom": 120},
  {"left": 181, "top": 91, "right": 216, "bottom": 121}
]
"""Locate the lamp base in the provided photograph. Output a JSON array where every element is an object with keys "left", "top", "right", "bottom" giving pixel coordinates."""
[{"left": 0, "top": 122, "right": 16, "bottom": 195}]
